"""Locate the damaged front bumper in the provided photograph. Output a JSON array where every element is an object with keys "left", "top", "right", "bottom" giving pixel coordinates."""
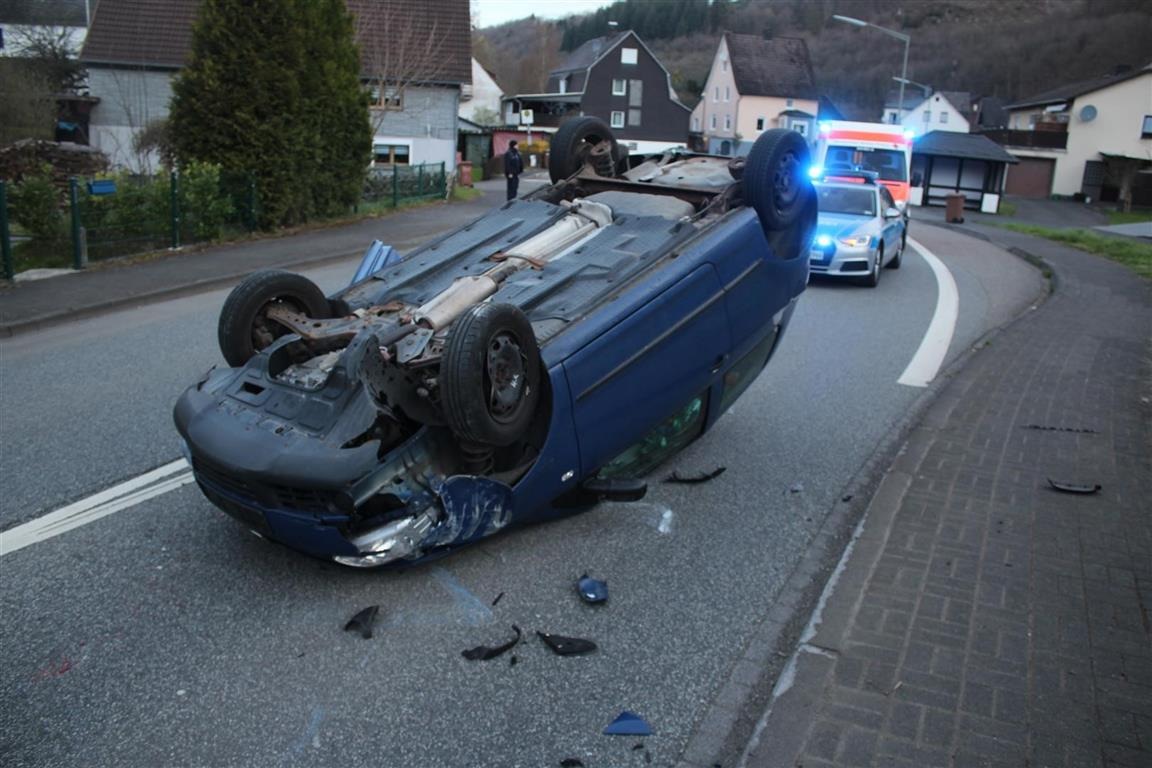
[{"left": 175, "top": 364, "right": 518, "bottom": 568}]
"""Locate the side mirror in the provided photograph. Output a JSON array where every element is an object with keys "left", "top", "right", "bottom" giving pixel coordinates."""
[{"left": 884, "top": 207, "right": 901, "bottom": 219}]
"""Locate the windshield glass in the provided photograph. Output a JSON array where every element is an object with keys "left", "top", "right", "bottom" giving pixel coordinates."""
[
  {"left": 816, "top": 185, "right": 877, "bottom": 216},
  {"left": 823, "top": 147, "right": 908, "bottom": 182}
]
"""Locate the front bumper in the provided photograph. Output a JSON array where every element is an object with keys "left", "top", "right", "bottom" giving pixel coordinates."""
[{"left": 808, "top": 240, "right": 877, "bottom": 276}]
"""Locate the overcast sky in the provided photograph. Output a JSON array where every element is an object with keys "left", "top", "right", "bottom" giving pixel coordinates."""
[{"left": 472, "top": 0, "right": 614, "bottom": 28}]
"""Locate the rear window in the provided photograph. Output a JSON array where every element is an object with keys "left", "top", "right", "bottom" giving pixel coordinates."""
[{"left": 816, "top": 185, "right": 877, "bottom": 216}]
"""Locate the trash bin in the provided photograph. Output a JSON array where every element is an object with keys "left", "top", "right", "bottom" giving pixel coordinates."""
[
  {"left": 945, "top": 193, "right": 965, "bottom": 223},
  {"left": 457, "top": 161, "right": 473, "bottom": 187}
]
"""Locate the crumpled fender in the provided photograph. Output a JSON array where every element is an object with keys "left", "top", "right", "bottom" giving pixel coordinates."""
[{"left": 423, "top": 476, "right": 515, "bottom": 549}]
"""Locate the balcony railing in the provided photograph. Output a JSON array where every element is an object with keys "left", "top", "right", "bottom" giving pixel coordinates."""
[{"left": 982, "top": 129, "right": 1068, "bottom": 150}]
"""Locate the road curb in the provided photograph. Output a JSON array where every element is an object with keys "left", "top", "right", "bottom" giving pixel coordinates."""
[
  {"left": 0, "top": 248, "right": 367, "bottom": 339},
  {"left": 677, "top": 221, "right": 1055, "bottom": 767}
]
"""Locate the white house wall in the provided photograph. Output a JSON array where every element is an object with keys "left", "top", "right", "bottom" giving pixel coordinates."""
[
  {"left": 694, "top": 36, "right": 737, "bottom": 144},
  {"left": 1058, "top": 73, "right": 1152, "bottom": 195},
  {"left": 86, "top": 67, "right": 175, "bottom": 172},
  {"left": 371, "top": 85, "right": 460, "bottom": 169},
  {"left": 459, "top": 59, "right": 502, "bottom": 123},
  {"left": 903, "top": 93, "right": 969, "bottom": 134}
]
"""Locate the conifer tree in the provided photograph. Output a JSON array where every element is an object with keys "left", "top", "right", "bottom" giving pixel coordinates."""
[{"left": 170, "top": 0, "right": 369, "bottom": 227}]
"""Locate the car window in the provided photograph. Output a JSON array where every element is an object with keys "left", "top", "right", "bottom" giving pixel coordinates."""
[
  {"left": 855, "top": 149, "right": 907, "bottom": 182},
  {"left": 879, "top": 187, "right": 896, "bottom": 210},
  {"left": 816, "top": 185, "right": 876, "bottom": 217}
]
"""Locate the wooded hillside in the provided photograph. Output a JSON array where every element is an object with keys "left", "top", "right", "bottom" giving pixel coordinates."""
[{"left": 476, "top": 0, "right": 1152, "bottom": 120}]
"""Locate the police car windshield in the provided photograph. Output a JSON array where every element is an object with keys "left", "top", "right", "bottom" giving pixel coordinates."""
[{"left": 816, "top": 185, "right": 877, "bottom": 217}]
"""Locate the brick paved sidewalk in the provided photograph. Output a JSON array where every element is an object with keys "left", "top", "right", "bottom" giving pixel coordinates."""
[{"left": 742, "top": 230, "right": 1152, "bottom": 767}]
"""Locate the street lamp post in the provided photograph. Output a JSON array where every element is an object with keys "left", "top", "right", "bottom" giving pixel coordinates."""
[{"left": 831, "top": 15, "right": 910, "bottom": 121}]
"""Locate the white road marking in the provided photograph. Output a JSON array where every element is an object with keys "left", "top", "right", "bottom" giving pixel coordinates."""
[
  {"left": 0, "top": 459, "right": 194, "bottom": 556},
  {"left": 898, "top": 237, "right": 959, "bottom": 387}
]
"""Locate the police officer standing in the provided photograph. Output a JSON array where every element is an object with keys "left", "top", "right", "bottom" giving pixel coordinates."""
[{"left": 504, "top": 140, "right": 524, "bottom": 200}]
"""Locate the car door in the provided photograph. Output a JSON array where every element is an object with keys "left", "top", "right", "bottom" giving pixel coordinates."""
[
  {"left": 878, "top": 186, "right": 903, "bottom": 254},
  {"left": 561, "top": 263, "right": 731, "bottom": 475}
]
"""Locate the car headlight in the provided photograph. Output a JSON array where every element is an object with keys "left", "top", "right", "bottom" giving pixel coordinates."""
[{"left": 838, "top": 234, "right": 871, "bottom": 247}]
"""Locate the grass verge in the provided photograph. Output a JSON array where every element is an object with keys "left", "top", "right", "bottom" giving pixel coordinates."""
[
  {"left": 997, "top": 223, "right": 1152, "bottom": 280},
  {"left": 1107, "top": 210, "right": 1152, "bottom": 226}
]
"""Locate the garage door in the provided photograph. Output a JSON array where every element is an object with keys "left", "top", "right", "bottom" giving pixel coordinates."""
[{"left": 1006, "top": 157, "right": 1055, "bottom": 198}]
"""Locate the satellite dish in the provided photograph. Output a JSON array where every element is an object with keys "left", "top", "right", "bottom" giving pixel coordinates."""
[{"left": 1079, "top": 105, "right": 1098, "bottom": 122}]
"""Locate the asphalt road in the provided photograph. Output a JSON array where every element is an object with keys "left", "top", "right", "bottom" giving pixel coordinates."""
[{"left": 0, "top": 218, "right": 1043, "bottom": 767}]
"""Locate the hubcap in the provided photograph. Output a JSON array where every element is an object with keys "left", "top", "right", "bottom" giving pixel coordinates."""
[{"left": 486, "top": 333, "right": 527, "bottom": 421}]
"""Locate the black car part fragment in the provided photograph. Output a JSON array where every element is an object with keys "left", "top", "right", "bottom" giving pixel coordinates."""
[
  {"left": 343, "top": 606, "right": 380, "bottom": 639},
  {"left": 462, "top": 625, "right": 522, "bottom": 661},
  {"left": 536, "top": 631, "right": 598, "bottom": 656},
  {"left": 664, "top": 466, "right": 727, "bottom": 485}
]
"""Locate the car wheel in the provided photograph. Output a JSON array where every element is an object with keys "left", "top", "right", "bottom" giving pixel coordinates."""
[
  {"left": 441, "top": 303, "right": 542, "bottom": 447},
  {"left": 889, "top": 230, "right": 905, "bottom": 269},
  {"left": 549, "top": 116, "right": 619, "bottom": 183},
  {"left": 865, "top": 245, "right": 883, "bottom": 287},
  {"left": 744, "top": 129, "right": 813, "bottom": 231},
  {"left": 217, "top": 270, "right": 332, "bottom": 367}
]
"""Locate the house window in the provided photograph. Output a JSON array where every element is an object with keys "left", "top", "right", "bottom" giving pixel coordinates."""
[
  {"left": 559, "top": 76, "right": 568, "bottom": 94},
  {"left": 724, "top": 114, "right": 731, "bottom": 131},
  {"left": 692, "top": 116, "right": 700, "bottom": 131},
  {"left": 710, "top": 114, "right": 717, "bottom": 129},
  {"left": 612, "top": 78, "right": 626, "bottom": 96},
  {"left": 629, "top": 79, "right": 642, "bottom": 107},
  {"left": 370, "top": 84, "right": 403, "bottom": 111},
  {"left": 621, "top": 47, "right": 638, "bottom": 65},
  {"left": 940, "top": 112, "right": 949, "bottom": 124},
  {"left": 790, "top": 120, "right": 808, "bottom": 136},
  {"left": 714, "top": 86, "right": 719, "bottom": 103},
  {"left": 724, "top": 86, "right": 730, "bottom": 102},
  {"left": 611, "top": 111, "right": 625, "bottom": 128},
  {"left": 722, "top": 59, "right": 728, "bottom": 71},
  {"left": 756, "top": 118, "right": 764, "bottom": 130},
  {"left": 1142, "top": 115, "right": 1152, "bottom": 137},
  {"left": 786, "top": 98, "right": 794, "bottom": 107},
  {"left": 628, "top": 108, "right": 641, "bottom": 126},
  {"left": 923, "top": 110, "right": 931, "bottom": 124},
  {"left": 373, "top": 143, "right": 410, "bottom": 165}
]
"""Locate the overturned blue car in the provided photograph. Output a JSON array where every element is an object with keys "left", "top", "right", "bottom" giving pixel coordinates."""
[{"left": 174, "top": 120, "right": 816, "bottom": 567}]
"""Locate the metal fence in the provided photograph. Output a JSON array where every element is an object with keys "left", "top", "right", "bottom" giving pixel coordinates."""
[
  {"left": 2, "top": 163, "right": 447, "bottom": 277},
  {"left": 361, "top": 163, "right": 447, "bottom": 208}
]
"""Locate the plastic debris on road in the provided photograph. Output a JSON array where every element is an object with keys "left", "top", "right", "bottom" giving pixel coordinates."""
[
  {"left": 343, "top": 606, "right": 380, "bottom": 639},
  {"left": 577, "top": 573, "right": 608, "bottom": 604},
  {"left": 462, "top": 625, "right": 522, "bottom": 661},
  {"left": 1047, "top": 478, "right": 1102, "bottom": 495},
  {"left": 537, "top": 631, "right": 598, "bottom": 656},
  {"left": 603, "top": 711, "right": 651, "bottom": 736}
]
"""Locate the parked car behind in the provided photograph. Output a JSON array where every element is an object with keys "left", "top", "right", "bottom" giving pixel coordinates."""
[{"left": 174, "top": 121, "right": 817, "bottom": 568}]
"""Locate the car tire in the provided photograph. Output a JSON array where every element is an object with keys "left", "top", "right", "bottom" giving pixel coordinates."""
[
  {"left": 218, "top": 270, "right": 332, "bottom": 367},
  {"left": 864, "top": 245, "right": 883, "bottom": 288},
  {"left": 549, "top": 116, "right": 619, "bottom": 183},
  {"left": 441, "top": 303, "right": 542, "bottom": 447},
  {"left": 744, "top": 129, "right": 812, "bottom": 231}
]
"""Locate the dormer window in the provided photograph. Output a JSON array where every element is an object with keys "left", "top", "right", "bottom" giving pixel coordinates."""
[{"left": 621, "top": 47, "right": 638, "bottom": 65}]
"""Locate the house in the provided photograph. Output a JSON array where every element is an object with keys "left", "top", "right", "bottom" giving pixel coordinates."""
[
  {"left": 989, "top": 64, "right": 1152, "bottom": 204},
  {"left": 79, "top": 0, "right": 471, "bottom": 172},
  {"left": 881, "top": 89, "right": 927, "bottom": 126},
  {"left": 909, "top": 131, "right": 1018, "bottom": 212},
  {"left": 689, "top": 33, "right": 818, "bottom": 155},
  {"left": 502, "top": 30, "right": 691, "bottom": 155},
  {"left": 882, "top": 89, "right": 973, "bottom": 134},
  {"left": 459, "top": 58, "right": 503, "bottom": 125}
]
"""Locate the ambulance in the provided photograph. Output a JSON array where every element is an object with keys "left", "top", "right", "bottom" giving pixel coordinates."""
[{"left": 811, "top": 121, "right": 915, "bottom": 213}]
